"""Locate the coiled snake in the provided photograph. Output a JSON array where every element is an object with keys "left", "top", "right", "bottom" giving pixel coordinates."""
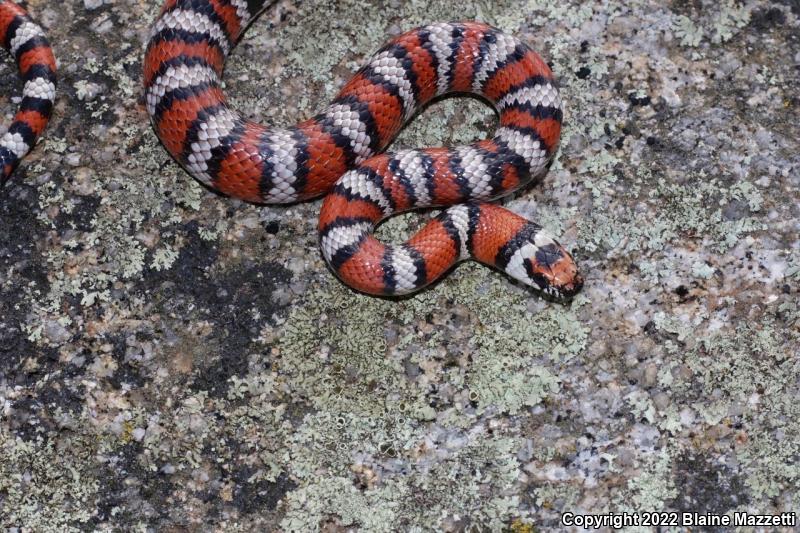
[{"left": 144, "top": 0, "right": 582, "bottom": 299}]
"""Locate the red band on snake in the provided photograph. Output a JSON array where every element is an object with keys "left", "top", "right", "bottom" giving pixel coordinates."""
[
  {"left": 144, "top": 1, "right": 582, "bottom": 299},
  {"left": 0, "top": 0, "right": 56, "bottom": 185}
]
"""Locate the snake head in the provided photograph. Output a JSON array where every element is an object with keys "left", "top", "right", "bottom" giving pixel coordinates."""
[{"left": 501, "top": 230, "right": 583, "bottom": 300}]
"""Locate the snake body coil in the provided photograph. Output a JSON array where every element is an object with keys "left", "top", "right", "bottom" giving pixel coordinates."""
[
  {"left": 0, "top": 0, "right": 56, "bottom": 185},
  {"left": 144, "top": 1, "right": 582, "bottom": 298}
]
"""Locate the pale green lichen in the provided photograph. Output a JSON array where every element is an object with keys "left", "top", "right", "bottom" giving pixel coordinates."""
[
  {"left": 281, "top": 476, "right": 403, "bottom": 532},
  {"left": 282, "top": 434, "right": 525, "bottom": 531},
  {"left": 710, "top": 2, "right": 752, "bottom": 44},
  {"left": 137, "top": 385, "right": 291, "bottom": 483},
  {"left": 691, "top": 261, "right": 716, "bottom": 279},
  {"left": 577, "top": 172, "right": 765, "bottom": 263},
  {"left": 260, "top": 261, "right": 582, "bottom": 526},
  {"left": 149, "top": 245, "right": 180, "bottom": 272},
  {"left": 533, "top": 482, "right": 581, "bottom": 516},
  {"left": 652, "top": 311, "right": 693, "bottom": 343},
  {"left": 704, "top": 322, "right": 798, "bottom": 502},
  {"left": 0, "top": 428, "right": 100, "bottom": 530},
  {"left": 786, "top": 252, "right": 800, "bottom": 281},
  {"left": 613, "top": 447, "right": 678, "bottom": 519},
  {"left": 21, "top": 40, "right": 208, "bottom": 342},
  {"left": 625, "top": 390, "right": 657, "bottom": 425},
  {"left": 635, "top": 313, "right": 799, "bottom": 505},
  {"left": 273, "top": 271, "right": 585, "bottom": 418},
  {"left": 469, "top": 357, "right": 560, "bottom": 416},
  {"left": 467, "top": 304, "right": 586, "bottom": 414},
  {"left": 674, "top": 16, "right": 704, "bottom": 48},
  {"left": 672, "top": 1, "right": 751, "bottom": 48}
]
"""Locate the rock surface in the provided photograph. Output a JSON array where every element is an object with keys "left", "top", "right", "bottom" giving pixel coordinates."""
[{"left": 0, "top": 0, "right": 798, "bottom": 530}]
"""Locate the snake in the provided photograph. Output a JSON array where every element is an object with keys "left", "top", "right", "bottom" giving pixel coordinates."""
[
  {"left": 0, "top": 0, "right": 56, "bottom": 185},
  {"left": 144, "top": 0, "right": 583, "bottom": 299}
]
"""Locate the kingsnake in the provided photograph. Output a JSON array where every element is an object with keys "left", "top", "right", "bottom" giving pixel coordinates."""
[
  {"left": 144, "top": 0, "right": 583, "bottom": 299},
  {"left": 0, "top": 0, "right": 56, "bottom": 185}
]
